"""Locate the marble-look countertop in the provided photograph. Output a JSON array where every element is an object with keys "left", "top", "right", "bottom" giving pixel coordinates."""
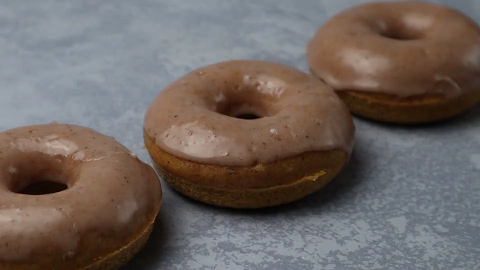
[{"left": 1, "top": 0, "right": 479, "bottom": 269}]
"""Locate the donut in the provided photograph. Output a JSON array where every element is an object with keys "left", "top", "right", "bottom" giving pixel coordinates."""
[
  {"left": 144, "top": 60, "right": 355, "bottom": 208},
  {"left": 306, "top": 1, "right": 480, "bottom": 124},
  {"left": 0, "top": 124, "right": 162, "bottom": 270}
]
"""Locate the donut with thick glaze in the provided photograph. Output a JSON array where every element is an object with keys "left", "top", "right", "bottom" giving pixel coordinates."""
[
  {"left": 0, "top": 123, "right": 162, "bottom": 270},
  {"left": 307, "top": 1, "right": 480, "bottom": 123},
  {"left": 144, "top": 60, "right": 355, "bottom": 208}
]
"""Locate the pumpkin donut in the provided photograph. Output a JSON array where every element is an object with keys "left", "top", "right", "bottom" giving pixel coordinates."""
[
  {"left": 307, "top": 1, "right": 480, "bottom": 123},
  {"left": 0, "top": 123, "right": 162, "bottom": 270},
  {"left": 144, "top": 60, "right": 355, "bottom": 208}
]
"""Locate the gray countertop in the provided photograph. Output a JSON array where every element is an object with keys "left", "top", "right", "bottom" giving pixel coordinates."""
[{"left": 1, "top": 0, "right": 479, "bottom": 269}]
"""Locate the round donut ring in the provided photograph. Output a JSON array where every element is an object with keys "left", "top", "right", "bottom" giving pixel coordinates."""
[
  {"left": 0, "top": 124, "right": 162, "bottom": 270},
  {"left": 307, "top": 1, "right": 480, "bottom": 123},
  {"left": 144, "top": 60, "right": 355, "bottom": 208}
]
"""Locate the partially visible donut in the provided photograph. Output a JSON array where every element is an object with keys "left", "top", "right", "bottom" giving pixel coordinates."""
[
  {"left": 307, "top": 1, "right": 480, "bottom": 123},
  {"left": 0, "top": 123, "right": 162, "bottom": 270},
  {"left": 144, "top": 60, "right": 355, "bottom": 208}
]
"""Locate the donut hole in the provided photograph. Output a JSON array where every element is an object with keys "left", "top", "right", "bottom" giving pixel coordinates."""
[
  {"left": 18, "top": 180, "right": 67, "bottom": 195},
  {"left": 13, "top": 173, "right": 69, "bottom": 195},
  {"left": 235, "top": 113, "right": 261, "bottom": 120},
  {"left": 375, "top": 21, "right": 424, "bottom": 41},
  {"left": 218, "top": 102, "right": 267, "bottom": 120},
  {"left": 381, "top": 30, "right": 421, "bottom": 40},
  {"left": 6, "top": 153, "right": 73, "bottom": 195},
  {"left": 223, "top": 104, "right": 265, "bottom": 120}
]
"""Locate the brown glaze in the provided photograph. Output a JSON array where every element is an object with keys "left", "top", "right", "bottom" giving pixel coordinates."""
[
  {"left": 307, "top": 1, "right": 480, "bottom": 98},
  {"left": 0, "top": 123, "right": 162, "bottom": 264},
  {"left": 144, "top": 60, "right": 355, "bottom": 167}
]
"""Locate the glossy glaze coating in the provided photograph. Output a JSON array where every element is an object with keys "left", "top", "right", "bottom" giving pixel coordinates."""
[
  {"left": 0, "top": 124, "right": 161, "bottom": 262},
  {"left": 307, "top": 1, "right": 480, "bottom": 98},
  {"left": 144, "top": 60, "right": 355, "bottom": 167}
]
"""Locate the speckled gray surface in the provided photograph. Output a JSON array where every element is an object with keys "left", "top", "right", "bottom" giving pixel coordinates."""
[{"left": 0, "top": 0, "right": 479, "bottom": 269}]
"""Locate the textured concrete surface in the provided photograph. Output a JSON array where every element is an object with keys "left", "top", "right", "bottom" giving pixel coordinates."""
[{"left": 0, "top": 0, "right": 479, "bottom": 269}]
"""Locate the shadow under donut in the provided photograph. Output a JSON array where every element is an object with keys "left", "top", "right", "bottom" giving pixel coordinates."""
[
  {"left": 120, "top": 214, "right": 172, "bottom": 270},
  {"left": 263, "top": 144, "right": 366, "bottom": 214}
]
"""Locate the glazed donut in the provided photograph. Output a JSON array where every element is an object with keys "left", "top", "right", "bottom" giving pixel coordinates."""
[
  {"left": 0, "top": 124, "right": 162, "bottom": 270},
  {"left": 307, "top": 1, "right": 480, "bottom": 123},
  {"left": 144, "top": 60, "right": 355, "bottom": 208}
]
